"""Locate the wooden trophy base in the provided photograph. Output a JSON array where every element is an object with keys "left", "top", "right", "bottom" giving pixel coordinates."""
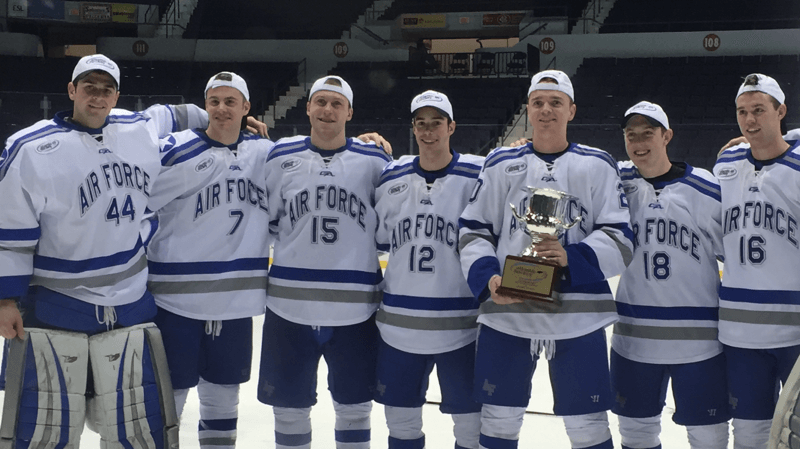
[{"left": 495, "top": 255, "right": 561, "bottom": 303}]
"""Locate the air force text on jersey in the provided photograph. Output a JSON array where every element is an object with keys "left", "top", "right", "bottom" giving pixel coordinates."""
[
  {"left": 79, "top": 161, "right": 152, "bottom": 217},
  {"left": 287, "top": 184, "right": 369, "bottom": 232},
  {"left": 388, "top": 213, "right": 460, "bottom": 255},
  {"left": 722, "top": 200, "right": 798, "bottom": 248},
  {"left": 194, "top": 176, "right": 268, "bottom": 220}
]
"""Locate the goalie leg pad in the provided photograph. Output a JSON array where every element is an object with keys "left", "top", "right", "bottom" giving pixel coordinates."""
[
  {"left": 86, "top": 323, "right": 178, "bottom": 449},
  {"left": 0, "top": 328, "right": 89, "bottom": 449}
]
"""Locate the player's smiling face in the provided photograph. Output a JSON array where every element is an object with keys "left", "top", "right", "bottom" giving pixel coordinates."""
[
  {"left": 68, "top": 71, "right": 119, "bottom": 128},
  {"left": 413, "top": 107, "right": 454, "bottom": 155},
  {"left": 736, "top": 91, "right": 786, "bottom": 147},
  {"left": 307, "top": 91, "right": 353, "bottom": 140},
  {"left": 205, "top": 86, "right": 250, "bottom": 136},
  {"left": 624, "top": 115, "right": 673, "bottom": 176},
  {"left": 526, "top": 89, "right": 575, "bottom": 136}
]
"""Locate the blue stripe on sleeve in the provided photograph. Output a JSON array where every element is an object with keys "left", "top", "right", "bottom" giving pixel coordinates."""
[
  {"left": 467, "top": 255, "right": 501, "bottom": 301},
  {"left": 33, "top": 240, "right": 144, "bottom": 273},
  {"left": 0, "top": 227, "right": 41, "bottom": 241},
  {"left": 383, "top": 293, "right": 479, "bottom": 311},
  {"left": 148, "top": 257, "right": 270, "bottom": 275},
  {"left": 720, "top": 286, "right": 800, "bottom": 306},
  {"left": 0, "top": 275, "right": 31, "bottom": 298},
  {"left": 616, "top": 302, "right": 719, "bottom": 321},
  {"left": 377, "top": 243, "right": 390, "bottom": 252},
  {"left": 563, "top": 242, "right": 604, "bottom": 286},
  {"left": 269, "top": 265, "right": 380, "bottom": 285}
]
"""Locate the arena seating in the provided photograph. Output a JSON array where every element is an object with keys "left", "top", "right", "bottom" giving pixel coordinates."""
[
  {"left": 569, "top": 55, "right": 800, "bottom": 169},
  {"left": 274, "top": 60, "right": 530, "bottom": 157},
  {"left": 601, "top": 0, "right": 800, "bottom": 33},
  {"left": 186, "top": 0, "right": 373, "bottom": 39}
]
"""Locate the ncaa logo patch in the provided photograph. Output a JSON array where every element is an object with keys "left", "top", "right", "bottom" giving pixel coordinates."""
[
  {"left": 505, "top": 162, "right": 527, "bottom": 175},
  {"left": 388, "top": 183, "right": 408, "bottom": 195},
  {"left": 623, "top": 184, "right": 638, "bottom": 194},
  {"left": 281, "top": 158, "right": 302, "bottom": 172},
  {"left": 36, "top": 140, "right": 60, "bottom": 154},
  {"left": 716, "top": 167, "right": 738, "bottom": 179},
  {"left": 195, "top": 156, "right": 214, "bottom": 172}
]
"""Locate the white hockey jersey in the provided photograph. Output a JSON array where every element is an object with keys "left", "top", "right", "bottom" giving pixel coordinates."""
[
  {"left": 145, "top": 129, "right": 274, "bottom": 320},
  {"left": 714, "top": 139, "right": 800, "bottom": 349},
  {"left": 459, "top": 142, "right": 634, "bottom": 340},
  {"left": 0, "top": 105, "right": 207, "bottom": 305},
  {"left": 375, "top": 152, "right": 484, "bottom": 354},
  {"left": 612, "top": 161, "right": 724, "bottom": 364},
  {"left": 264, "top": 136, "right": 392, "bottom": 326}
]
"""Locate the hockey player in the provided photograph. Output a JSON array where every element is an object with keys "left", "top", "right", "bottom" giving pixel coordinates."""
[
  {"left": 143, "top": 71, "right": 274, "bottom": 449},
  {"left": 0, "top": 54, "right": 208, "bottom": 448},
  {"left": 612, "top": 101, "right": 730, "bottom": 449},
  {"left": 714, "top": 74, "right": 800, "bottom": 449},
  {"left": 257, "top": 75, "right": 392, "bottom": 449},
  {"left": 458, "top": 70, "right": 634, "bottom": 449},
  {"left": 374, "top": 91, "right": 483, "bottom": 449}
]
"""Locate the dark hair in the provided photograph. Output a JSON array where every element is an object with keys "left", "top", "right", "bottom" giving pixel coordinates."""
[
  {"left": 214, "top": 72, "right": 233, "bottom": 82},
  {"left": 324, "top": 78, "right": 343, "bottom": 87}
]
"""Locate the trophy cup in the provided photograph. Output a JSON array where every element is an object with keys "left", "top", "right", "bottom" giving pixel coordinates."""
[{"left": 495, "top": 187, "right": 582, "bottom": 303}]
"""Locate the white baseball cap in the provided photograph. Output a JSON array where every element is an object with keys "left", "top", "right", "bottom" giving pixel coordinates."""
[
  {"left": 527, "top": 70, "right": 574, "bottom": 102},
  {"left": 622, "top": 101, "right": 669, "bottom": 129},
  {"left": 736, "top": 73, "right": 785, "bottom": 105},
  {"left": 205, "top": 71, "right": 250, "bottom": 101},
  {"left": 411, "top": 90, "right": 453, "bottom": 121},
  {"left": 309, "top": 75, "right": 353, "bottom": 107},
  {"left": 72, "top": 54, "right": 120, "bottom": 90}
]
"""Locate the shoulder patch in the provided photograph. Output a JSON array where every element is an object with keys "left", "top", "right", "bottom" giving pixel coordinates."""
[
  {"left": 388, "top": 182, "right": 408, "bottom": 196},
  {"left": 281, "top": 158, "right": 303, "bottom": 172},
  {"left": 622, "top": 183, "right": 638, "bottom": 195},
  {"left": 36, "top": 139, "right": 61, "bottom": 154},
  {"left": 195, "top": 155, "right": 215, "bottom": 172},
  {"left": 715, "top": 166, "right": 738, "bottom": 180},
  {"left": 505, "top": 161, "right": 527, "bottom": 175}
]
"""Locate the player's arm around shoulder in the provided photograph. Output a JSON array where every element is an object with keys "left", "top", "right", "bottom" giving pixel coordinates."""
[
  {"left": 148, "top": 130, "right": 217, "bottom": 212},
  {"left": 375, "top": 156, "right": 416, "bottom": 247}
]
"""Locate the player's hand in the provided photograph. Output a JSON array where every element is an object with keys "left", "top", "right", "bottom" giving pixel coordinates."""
[
  {"left": 0, "top": 299, "right": 24, "bottom": 340},
  {"left": 246, "top": 116, "right": 269, "bottom": 138},
  {"left": 357, "top": 133, "right": 393, "bottom": 155},
  {"left": 532, "top": 234, "right": 568, "bottom": 267},
  {"left": 489, "top": 275, "right": 524, "bottom": 305},
  {"left": 719, "top": 136, "right": 747, "bottom": 156},
  {"left": 509, "top": 137, "right": 531, "bottom": 148}
]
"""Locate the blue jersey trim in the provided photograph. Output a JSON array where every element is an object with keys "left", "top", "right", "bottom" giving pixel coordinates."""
[
  {"left": 269, "top": 265, "right": 380, "bottom": 286},
  {"left": 466, "top": 255, "right": 501, "bottom": 301},
  {"left": 616, "top": 302, "right": 719, "bottom": 321},
  {"left": 0, "top": 274, "right": 31, "bottom": 298},
  {"left": 570, "top": 143, "right": 619, "bottom": 172},
  {"left": 348, "top": 140, "right": 393, "bottom": 163},
  {"left": 266, "top": 138, "right": 308, "bottom": 162},
  {"left": 383, "top": 292, "right": 479, "bottom": 311},
  {"left": 720, "top": 286, "right": 800, "bottom": 306},
  {"left": 148, "top": 257, "right": 270, "bottom": 275},
  {"left": 620, "top": 166, "right": 641, "bottom": 181},
  {"left": 33, "top": 239, "right": 144, "bottom": 273},
  {"left": 335, "top": 429, "right": 371, "bottom": 443},
  {"left": 0, "top": 124, "right": 70, "bottom": 182},
  {"left": 377, "top": 243, "right": 390, "bottom": 252},
  {"left": 0, "top": 227, "right": 41, "bottom": 241},
  {"left": 484, "top": 144, "right": 532, "bottom": 169},
  {"left": 378, "top": 161, "right": 415, "bottom": 186},
  {"left": 160, "top": 131, "right": 210, "bottom": 167}
]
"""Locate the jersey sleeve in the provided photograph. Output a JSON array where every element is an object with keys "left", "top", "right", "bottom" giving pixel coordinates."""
[
  {"left": 458, "top": 164, "right": 505, "bottom": 302},
  {"left": 147, "top": 134, "right": 215, "bottom": 212},
  {"left": 563, "top": 162, "right": 634, "bottom": 286},
  {"left": 0, "top": 145, "right": 43, "bottom": 298},
  {"left": 143, "top": 104, "right": 208, "bottom": 138},
  {"left": 374, "top": 171, "right": 394, "bottom": 253},
  {"left": 264, "top": 158, "right": 284, "bottom": 238}
]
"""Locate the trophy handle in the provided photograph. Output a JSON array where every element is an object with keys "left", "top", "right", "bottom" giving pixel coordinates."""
[
  {"left": 562, "top": 216, "right": 582, "bottom": 230},
  {"left": 510, "top": 203, "right": 525, "bottom": 222}
]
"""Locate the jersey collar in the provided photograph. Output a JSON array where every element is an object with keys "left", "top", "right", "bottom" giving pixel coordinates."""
[
  {"left": 54, "top": 110, "right": 109, "bottom": 134},
  {"left": 413, "top": 149, "right": 460, "bottom": 183}
]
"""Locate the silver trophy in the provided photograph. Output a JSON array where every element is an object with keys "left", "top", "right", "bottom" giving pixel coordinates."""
[{"left": 497, "top": 187, "right": 582, "bottom": 302}]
